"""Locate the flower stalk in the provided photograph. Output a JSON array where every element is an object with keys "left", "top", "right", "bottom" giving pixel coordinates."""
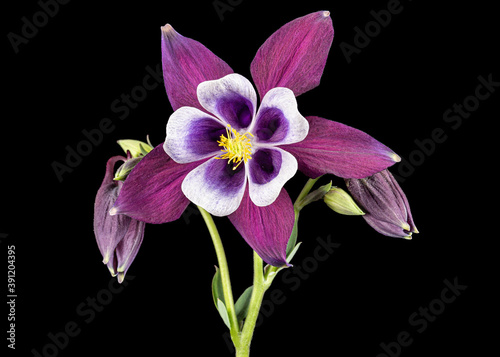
[{"left": 197, "top": 206, "right": 240, "bottom": 345}]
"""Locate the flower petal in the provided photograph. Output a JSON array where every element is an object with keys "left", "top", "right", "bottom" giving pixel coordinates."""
[
  {"left": 250, "top": 87, "right": 308, "bottom": 145},
  {"left": 111, "top": 144, "right": 204, "bottom": 224},
  {"left": 161, "top": 24, "right": 233, "bottom": 112},
  {"left": 197, "top": 73, "right": 257, "bottom": 130},
  {"left": 228, "top": 186, "right": 294, "bottom": 267},
  {"left": 94, "top": 156, "right": 131, "bottom": 264},
  {"left": 281, "top": 116, "right": 401, "bottom": 179},
  {"left": 182, "top": 157, "right": 247, "bottom": 217},
  {"left": 164, "top": 107, "right": 225, "bottom": 163},
  {"left": 250, "top": 11, "right": 334, "bottom": 99},
  {"left": 248, "top": 147, "right": 298, "bottom": 207},
  {"left": 115, "top": 219, "right": 146, "bottom": 283}
]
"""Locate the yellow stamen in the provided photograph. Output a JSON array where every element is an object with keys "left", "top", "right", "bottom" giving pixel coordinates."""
[{"left": 216, "top": 124, "right": 253, "bottom": 170}]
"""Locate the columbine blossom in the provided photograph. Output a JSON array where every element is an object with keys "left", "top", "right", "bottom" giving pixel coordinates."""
[{"left": 110, "top": 11, "right": 401, "bottom": 267}]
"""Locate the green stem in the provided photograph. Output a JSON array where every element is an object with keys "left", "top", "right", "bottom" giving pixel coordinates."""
[
  {"left": 236, "top": 251, "right": 266, "bottom": 357},
  {"left": 197, "top": 206, "right": 240, "bottom": 346},
  {"left": 294, "top": 176, "right": 322, "bottom": 210}
]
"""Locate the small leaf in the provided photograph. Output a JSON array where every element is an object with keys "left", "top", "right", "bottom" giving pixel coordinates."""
[
  {"left": 286, "top": 210, "right": 300, "bottom": 257},
  {"left": 235, "top": 286, "right": 253, "bottom": 323},
  {"left": 217, "top": 299, "right": 231, "bottom": 329},
  {"left": 211, "top": 266, "right": 225, "bottom": 309},
  {"left": 286, "top": 242, "right": 302, "bottom": 264}
]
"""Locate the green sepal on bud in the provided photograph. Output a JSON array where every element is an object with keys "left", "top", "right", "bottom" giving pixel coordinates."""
[
  {"left": 324, "top": 187, "right": 365, "bottom": 216},
  {"left": 113, "top": 157, "right": 142, "bottom": 181},
  {"left": 117, "top": 137, "right": 153, "bottom": 158}
]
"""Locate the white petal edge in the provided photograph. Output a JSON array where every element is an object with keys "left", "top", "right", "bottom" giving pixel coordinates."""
[
  {"left": 164, "top": 106, "right": 223, "bottom": 164},
  {"left": 181, "top": 157, "right": 247, "bottom": 217},
  {"left": 197, "top": 73, "right": 257, "bottom": 127},
  {"left": 248, "top": 87, "right": 309, "bottom": 145},
  {"left": 248, "top": 147, "right": 298, "bottom": 207}
]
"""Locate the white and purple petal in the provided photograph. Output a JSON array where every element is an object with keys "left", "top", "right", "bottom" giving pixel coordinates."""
[
  {"left": 181, "top": 157, "right": 247, "bottom": 217},
  {"left": 247, "top": 147, "right": 298, "bottom": 207},
  {"left": 197, "top": 73, "right": 257, "bottom": 131},
  {"left": 228, "top": 187, "right": 295, "bottom": 267},
  {"left": 282, "top": 116, "right": 401, "bottom": 179},
  {"left": 164, "top": 107, "right": 225, "bottom": 164},
  {"left": 250, "top": 87, "right": 308, "bottom": 145}
]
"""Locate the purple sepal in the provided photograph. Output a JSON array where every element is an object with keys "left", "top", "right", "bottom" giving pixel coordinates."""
[
  {"left": 346, "top": 170, "right": 418, "bottom": 239},
  {"left": 282, "top": 116, "right": 400, "bottom": 179},
  {"left": 112, "top": 144, "right": 205, "bottom": 224},
  {"left": 161, "top": 24, "right": 233, "bottom": 112},
  {"left": 250, "top": 11, "right": 334, "bottom": 99},
  {"left": 228, "top": 186, "right": 295, "bottom": 267}
]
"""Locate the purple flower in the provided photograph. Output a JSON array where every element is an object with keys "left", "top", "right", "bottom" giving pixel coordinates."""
[
  {"left": 94, "top": 156, "right": 145, "bottom": 283},
  {"left": 111, "top": 11, "right": 400, "bottom": 267},
  {"left": 346, "top": 170, "right": 418, "bottom": 239}
]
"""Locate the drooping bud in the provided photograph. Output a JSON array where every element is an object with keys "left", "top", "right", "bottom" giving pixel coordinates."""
[
  {"left": 324, "top": 187, "right": 365, "bottom": 216},
  {"left": 94, "top": 156, "right": 146, "bottom": 282},
  {"left": 345, "top": 169, "right": 418, "bottom": 239}
]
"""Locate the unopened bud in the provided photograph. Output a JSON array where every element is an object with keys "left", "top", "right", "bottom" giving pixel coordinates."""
[{"left": 324, "top": 187, "right": 365, "bottom": 216}]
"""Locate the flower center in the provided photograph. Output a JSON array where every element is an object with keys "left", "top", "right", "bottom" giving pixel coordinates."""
[{"left": 216, "top": 125, "right": 253, "bottom": 170}]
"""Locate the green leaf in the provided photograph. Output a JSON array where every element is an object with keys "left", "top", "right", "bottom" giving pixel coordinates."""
[
  {"left": 211, "top": 266, "right": 225, "bottom": 309},
  {"left": 235, "top": 286, "right": 253, "bottom": 323},
  {"left": 286, "top": 242, "right": 302, "bottom": 263},
  {"left": 286, "top": 210, "right": 300, "bottom": 257},
  {"left": 217, "top": 299, "right": 231, "bottom": 329}
]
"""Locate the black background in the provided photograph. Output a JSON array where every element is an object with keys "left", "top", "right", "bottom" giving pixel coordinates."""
[{"left": 3, "top": 0, "right": 498, "bottom": 356}]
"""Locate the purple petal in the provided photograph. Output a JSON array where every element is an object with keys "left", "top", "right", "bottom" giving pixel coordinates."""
[
  {"left": 197, "top": 73, "right": 257, "bottom": 130},
  {"left": 94, "top": 156, "right": 131, "bottom": 265},
  {"left": 161, "top": 24, "right": 233, "bottom": 112},
  {"left": 281, "top": 116, "right": 400, "bottom": 179},
  {"left": 112, "top": 144, "right": 204, "bottom": 224},
  {"left": 248, "top": 148, "right": 298, "bottom": 207},
  {"left": 181, "top": 157, "right": 247, "bottom": 217},
  {"left": 115, "top": 219, "right": 146, "bottom": 283},
  {"left": 250, "top": 11, "right": 334, "bottom": 99},
  {"left": 250, "top": 87, "right": 308, "bottom": 145},
  {"left": 164, "top": 107, "right": 225, "bottom": 163},
  {"left": 228, "top": 187, "right": 295, "bottom": 267}
]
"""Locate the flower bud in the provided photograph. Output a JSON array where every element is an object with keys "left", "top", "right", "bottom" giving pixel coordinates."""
[
  {"left": 323, "top": 187, "right": 365, "bottom": 216},
  {"left": 117, "top": 138, "right": 153, "bottom": 158},
  {"left": 94, "top": 156, "right": 146, "bottom": 282},
  {"left": 345, "top": 170, "right": 418, "bottom": 239}
]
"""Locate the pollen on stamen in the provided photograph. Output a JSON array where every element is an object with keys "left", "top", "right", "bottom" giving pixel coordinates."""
[{"left": 216, "top": 125, "right": 253, "bottom": 170}]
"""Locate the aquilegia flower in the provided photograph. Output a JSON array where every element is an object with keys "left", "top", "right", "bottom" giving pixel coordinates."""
[
  {"left": 164, "top": 73, "right": 309, "bottom": 216},
  {"left": 110, "top": 11, "right": 401, "bottom": 267}
]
